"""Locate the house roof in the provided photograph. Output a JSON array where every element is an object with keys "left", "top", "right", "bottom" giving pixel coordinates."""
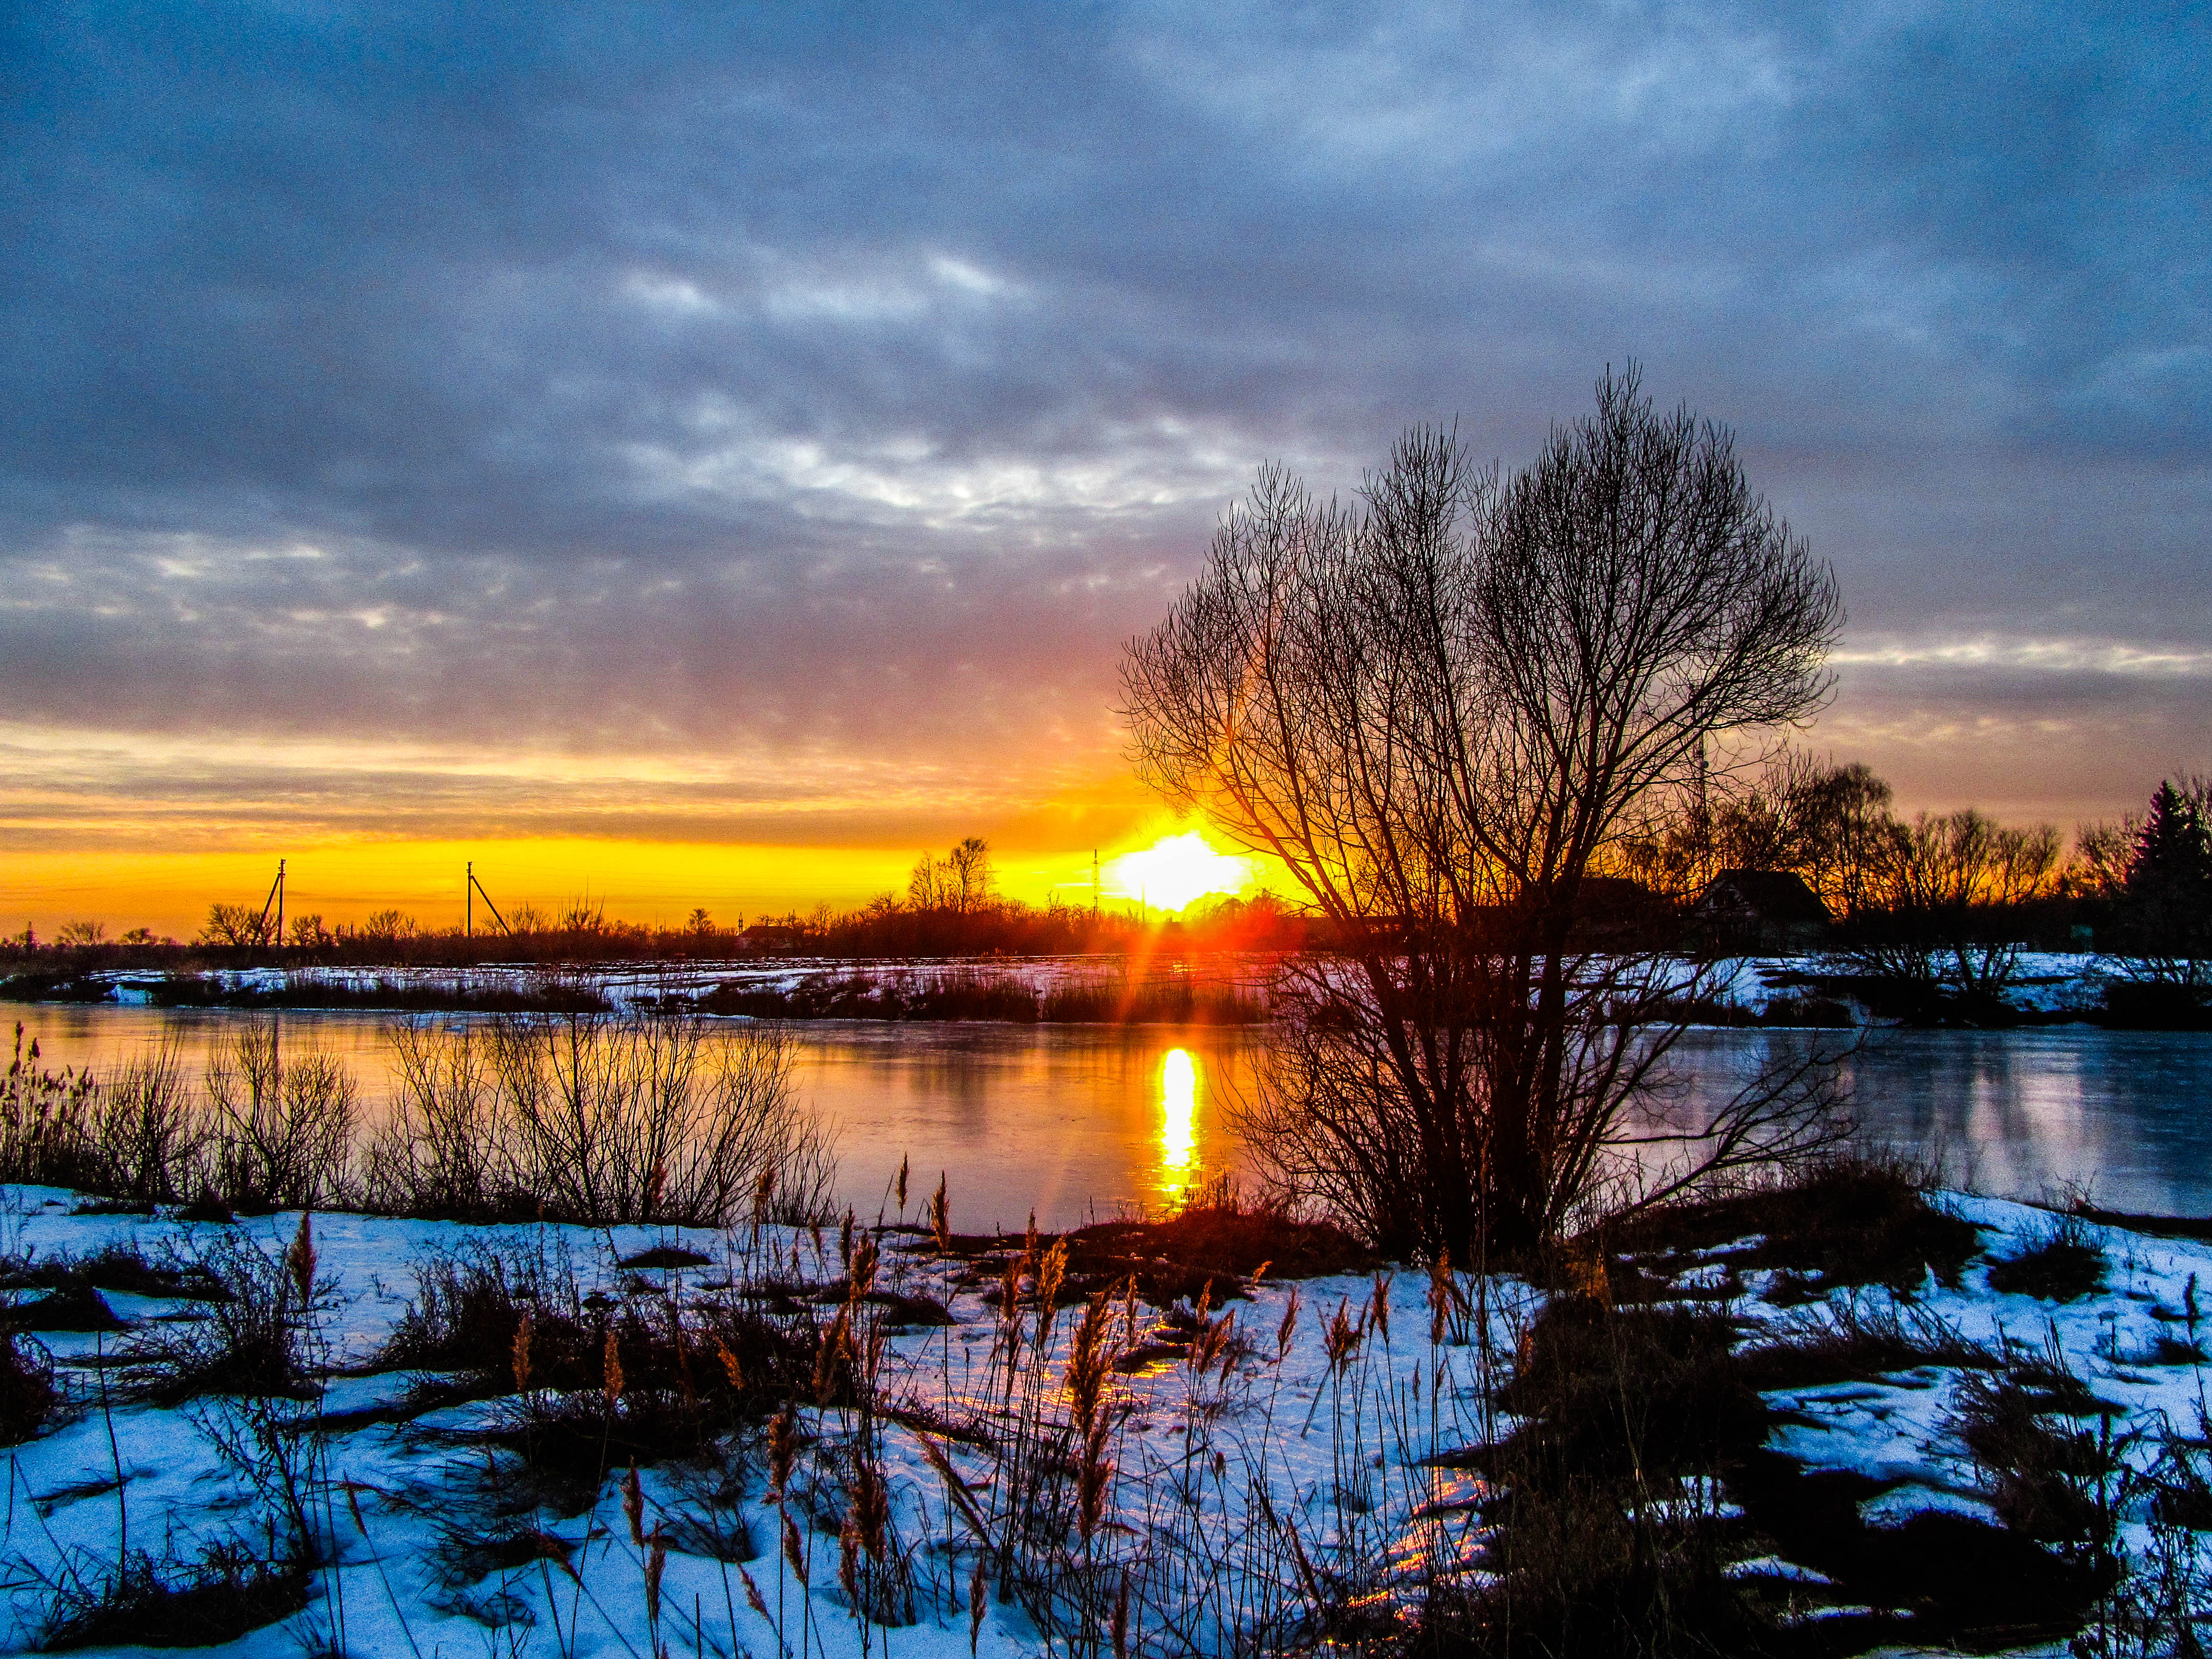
[{"left": 1696, "top": 868, "right": 1831, "bottom": 925}]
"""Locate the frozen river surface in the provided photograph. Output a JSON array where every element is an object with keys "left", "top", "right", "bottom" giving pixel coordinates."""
[{"left": 11, "top": 1005, "right": 2212, "bottom": 1229}]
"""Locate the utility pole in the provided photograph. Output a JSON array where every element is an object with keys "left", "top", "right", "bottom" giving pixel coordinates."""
[
  {"left": 466, "top": 860, "right": 473, "bottom": 939},
  {"left": 254, "top": 858, "right": 286, "bottom": 948},
  {"left": 466, "top": 864, "right": 511, "bottom": 937}
]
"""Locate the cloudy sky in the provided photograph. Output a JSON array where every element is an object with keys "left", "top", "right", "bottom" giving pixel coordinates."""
[{"left": 3, "top": 1, "right": 2207, "bottom": 928}]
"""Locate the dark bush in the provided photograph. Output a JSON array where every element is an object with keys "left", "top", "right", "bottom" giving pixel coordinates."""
[
  {"left": 0, "top": 1331, "right": 58, "bottom": 1444},
  {"left": 120, "top": 1232, "right": 325, "bottom": 1405},
  {"left": 38, "top": 1540, "right": 310, "bottom": 1651},
  {"left": 1603, "top": 1152, "right": 1983, "bottom": 1296},
  {"left": 1053, "top": 1181, "right": 1374, "bottom": 1308},
  {"left": 1735, "top": 1295, "right": 1989, "bottom": 1392},
  {"left": 1417, "top": 1483, "right": 1775, "bottom": 1659},
  {"left": 1038, "top": 979, "right": 1264, "bottom": 1025},
  {"left": 382, "top": 1238, "right": 823, "bottom": 1510},
  {"left": 146, "top": 971, "right": 613, "bottom": 1015},
  {"left": 2098, "top": 981, "right": 2212, "bottom": 1031},
  {"left": 1493, "top": 1298, "right": 1763, "bottom": 1487},
  {"left": 11, "top": 1285, "right": 126, "bottom": 1333},
  {"left": 0, "top": 1240, "right": 224, "bottom": 1302},
  {"left": 1948, "top": 1349, "right": 2125, "bottom": 1552},
  {"left": 1985, "top": 1214, "right": 2107, "bottom": 1302}
]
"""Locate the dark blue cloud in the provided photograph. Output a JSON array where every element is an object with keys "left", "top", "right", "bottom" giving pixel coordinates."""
[{"left": 1, "top": 0, "right": 2206, "bottom": 825}]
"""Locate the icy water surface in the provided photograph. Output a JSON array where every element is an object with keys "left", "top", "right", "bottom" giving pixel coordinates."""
[{"left": 10, "top": 1005, "right": 2212, "bottom": 1227}]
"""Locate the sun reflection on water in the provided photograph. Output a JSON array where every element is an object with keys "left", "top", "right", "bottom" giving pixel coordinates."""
[{"left": 1159, "top": 1048, "right": 1198, "bottom": 1201}]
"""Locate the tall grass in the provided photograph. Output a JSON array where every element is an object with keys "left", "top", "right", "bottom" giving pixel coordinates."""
[
  {"left": 201, "top": 1023, "right": 357, "bottom": 1210},
  {"left": 366, "top": 1013, "right": 835, "bottom": 1224},
  {"left": 2, "top": 1011, "right": 836, "bottom": 1227},
  {"left": 0, "top": 1024, "right": 100, "bottom": 1191}
]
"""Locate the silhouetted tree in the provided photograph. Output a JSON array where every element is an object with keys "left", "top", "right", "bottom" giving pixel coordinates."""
[
  {"left": 1622, "top": 750, "right": 1898, "bottom": 917},
  {"left": 907, "top": 853, "right": 946, "bottom": 911},
  {"left": 2114, "top": 777, "right": 2212, "bottom": 989},
  {"left": 1122, "top": 367, "right": 1847, "bottom": 1257},
  {"left": 201, "top": 902, "right": 270, "bottom": 947},
  {"left": 1839, "top": 807, "right": 2061, "bottom": 1008},
  {"left": 946, "top": 836, "right": 993, "bottom": 916}
]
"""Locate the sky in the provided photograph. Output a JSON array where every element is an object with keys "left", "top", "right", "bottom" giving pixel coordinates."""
[{"left": 3, "top": 1, "right": 2208, "bottom": 934}]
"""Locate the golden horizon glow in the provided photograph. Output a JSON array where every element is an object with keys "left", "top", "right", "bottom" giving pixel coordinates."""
[
  {"left": 1107, "top": 831, "right": 1252, "bottom": 914},
  {"left": 0, "top": 785, "right": 1285, "bottom": 938},
  {"left": 0, "top": 836, "right": 1134, "bottom": 939},
  {"left": 1158, "top": 1047, "right": 1198, "bottom": 1203}
]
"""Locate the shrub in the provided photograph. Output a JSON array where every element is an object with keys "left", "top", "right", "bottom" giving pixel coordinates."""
[
  {"left": 1986, "top": 1212, "right": 2108, "bottom": 1302},
  {"left": 480, "top": 1013, "right": 834, "bottom": 1226},
  {"left": 1492, "top": 1297, "right": 1763, "bottom": 1488},
  {"left": 1039, "top": 977, "right": 1264, "bottom": 1025},
  {"left": 380, "top": 1237, "right": 823, "bottom": 1511},
  {"left": 0, "top": 1024, "right": 100, "bottom": 1190},
  {"left": 363, "top": 1013, "right": 835, "bottom": 1224},
  {"left": 379, "top": 1235, "right": 589, "bottom": 1382},
  {"left": 37, "top": 1538, "right": 310, "bottom": 1651},
  {"left": 1410, "top": 1285, "right": 1779, "bottom": 1656},
  {"left": 80, "top": 1039, "right": 203, "bottom": 1203},
  {"left": 1603, "top": 1150, "right": 1983, "bottom": 1296},
  {"left": 1734, "top": 1292, "right": 1989, "bottom": 1392},
  {"left": 1948, "top": 1343, "right": 2128, "bottom": 1555},
  {"left": 121, "top": 1231, "right": 329, "bottom": 1405},
  {"left": 0, "top": 1239, "right": 224, "bottom": 1301},
  {"left": 359, "top": 1019, "right": 518, "bottom": 1219},
  {"left": 0, "top": 1330, "right": 58, "bottom": 1444},
  {"left": 1420, "top": 1481, "right": 1767, "bottom": 1659},
  {"left": 198, "top": 1022, "right": 357, "bottom": 1210},
  {"left": 10, "top": 1284, "right": 126, "bottom": 1332},
  {"left": 1056, "top": 1179, "right": 1373, "bottom": 1307}
]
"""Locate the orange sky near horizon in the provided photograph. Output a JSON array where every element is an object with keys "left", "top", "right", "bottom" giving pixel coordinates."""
[
  {"left": 1, "top": 824, "right": 1272, "bottom": 940},
  {"left": 0, "top": 723, "right": 2173, "bottom": 941}
]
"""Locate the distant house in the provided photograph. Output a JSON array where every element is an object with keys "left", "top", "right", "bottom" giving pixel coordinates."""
[
  {"left": 735, "top": 923, "right": 805, "bottom": 954},
  {"left": 1692, "top": 869, "right": 1831, "bottom": 950}
]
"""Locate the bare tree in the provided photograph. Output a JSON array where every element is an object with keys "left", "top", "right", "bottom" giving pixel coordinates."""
[
  {"left": 946, "top": 835, "right": 993, "bottom": 915},
  {"left": 1842, "top": 807, "right": 2062, "bottom": 1002},
  {"left": 1621, "top": 751, "right": 1900, "bottom": 920},
  {"left": 201, "top": 902, "right": 270, "bottom": 948},
  {"left": 1121, "top": 367, "right": 1845, "bottom": 1256},
  {"left": 908, "top": 852, "right": 949, "bottom": 911}
]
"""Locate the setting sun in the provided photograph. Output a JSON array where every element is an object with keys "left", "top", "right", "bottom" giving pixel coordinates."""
[{"left": 1109, "top": 831, "right": 1251, "bottom": 913}]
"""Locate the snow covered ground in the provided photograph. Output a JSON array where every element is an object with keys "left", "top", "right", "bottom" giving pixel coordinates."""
[
  {"left": 93, "top": 955, "right": 1273, "bottom": 1012},
  {"left": 0, "top": 1182, "right": 2204, "bottom": 1657},
  {"left": 73, "top": 949, "right": 2130, "bottom": 1028}
]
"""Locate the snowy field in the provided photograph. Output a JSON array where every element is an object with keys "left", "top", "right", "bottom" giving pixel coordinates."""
[
  {"left": 60, "top": 951, "right": 2129, "bottom": 1027},
  {"left": 0, "top": 1182, "right": 2204, "bottom": 1657}
]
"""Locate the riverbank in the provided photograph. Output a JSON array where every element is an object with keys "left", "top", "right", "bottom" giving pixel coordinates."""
[
  {"left": 0, "top": 1164, "right": 2204, "bottom": 1656},
  {"left": 5, "top": 950, "right": 2203, "bottom": 1030},
  {"left": 0, "top": 957, "right": 1273, "bottom": 1025}
]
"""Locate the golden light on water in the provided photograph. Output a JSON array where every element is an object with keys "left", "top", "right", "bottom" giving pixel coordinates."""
[{"left": 1159, "top": 1047, "right": 1199, "bottom": 1201}]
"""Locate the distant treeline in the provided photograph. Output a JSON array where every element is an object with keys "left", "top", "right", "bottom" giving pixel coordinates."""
[
  {"left": 1610, "top": 760, "right": 2212, "bottom": 1024},
  {"left": 6, "top": 772, "right": 2211, "bottom": 1028},
  {"left": 1, "top": 849, "right": 1308, "bottom": 974}
]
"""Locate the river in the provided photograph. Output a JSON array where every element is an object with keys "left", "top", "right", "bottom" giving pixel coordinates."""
[{"left": 9, "top": 1006, "right": 2211, "bottom": 1229}]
